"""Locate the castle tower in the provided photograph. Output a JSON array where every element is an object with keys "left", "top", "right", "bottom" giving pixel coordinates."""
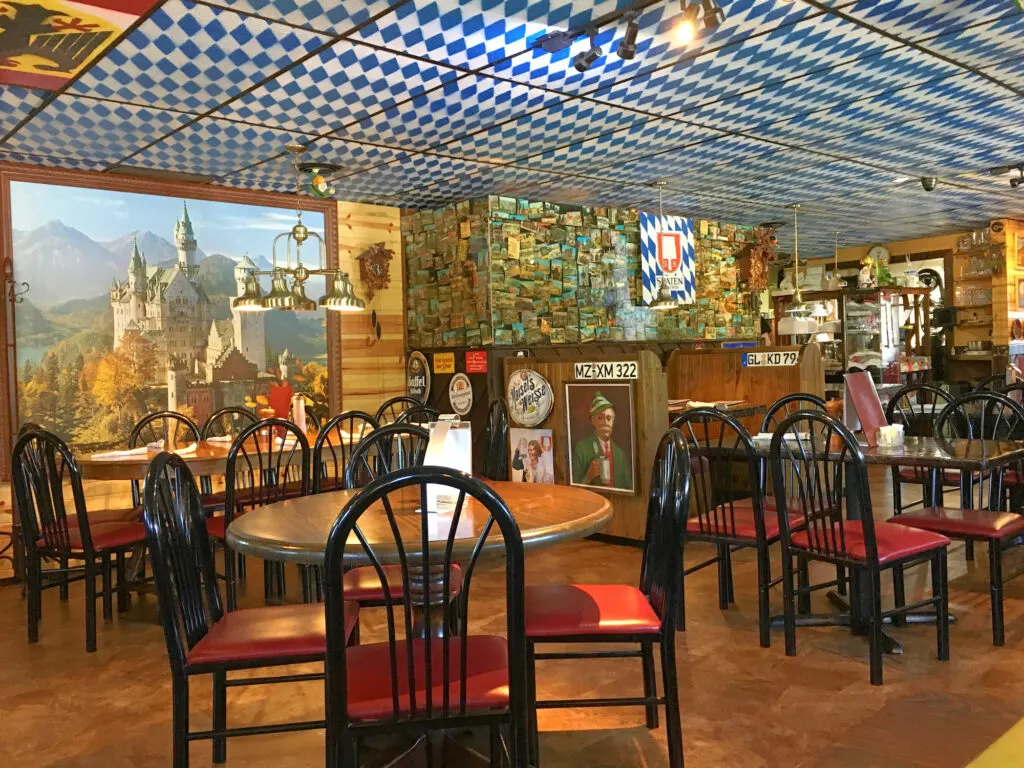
[
  {"left": 127, "top": 238, "right": 147, "bottom": 322},
  {"left": 231, "top": 254, "right": 266, "bottom": 372},
  {"left": 279, "top": 348, "right": 296, "bottom": 381},
  {"left": 174, "top": 201, "right": 198, "bottom": 277}
]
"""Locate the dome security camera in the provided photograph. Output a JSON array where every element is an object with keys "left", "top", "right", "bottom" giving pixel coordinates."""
[{"left": 920, "top": 177, "right": 938, "bottom": 192}]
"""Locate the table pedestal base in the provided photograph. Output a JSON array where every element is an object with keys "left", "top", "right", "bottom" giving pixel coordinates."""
[{"left": 361, "top": 729, "right": 495, "bottom": 767}]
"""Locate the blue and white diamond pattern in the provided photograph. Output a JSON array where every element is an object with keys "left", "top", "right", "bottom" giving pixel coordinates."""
[
  {"left": 69, "top": 0, "right": 328, "bottom": 112},
  {"left": 333, "top": 153, "right": 496, "bottom": 198},
  {"left": 0, "top": 87, "right": 46, "bottom": 139},
  {"left": 7, "top": 96, "right": 194, "bottom": 165},
  {"left": 0, "top": 149, "right": 108, "bottom": 171},
  {"left": 214, "top": 39, "right": 461, "bottom": 134},
  {"left": 919, "top": 13, "right": 1024, "bottom": 69},
  {"left": 334, "top": 74, "right": 557, "bottom": 151},
  {"left": 640, "top": 212, "right": 695, "bottom": 305},
  {"left": 216, "top": 0, "right": 400, "bottom": 35},
  {"left": 840, "top": 0, "right": 1012, "bottom": 43}
]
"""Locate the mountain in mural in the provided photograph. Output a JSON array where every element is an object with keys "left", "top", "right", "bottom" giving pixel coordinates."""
[
  {"left": 102, "top": 229, "right": 209, "bottom": 268},
  {"left": 12, "top": 221, "right": 123, "bottom": 308}
]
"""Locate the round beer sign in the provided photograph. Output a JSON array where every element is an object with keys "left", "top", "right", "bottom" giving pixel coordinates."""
[
  {"left": 407, "top": 351, "right": 430, "bottom": 403},
  {"left": 506, "top": 369, "right": 553, "bottom": 427},
  {"left": 448, "top": 373, "right": 474, "bottom": 416}
]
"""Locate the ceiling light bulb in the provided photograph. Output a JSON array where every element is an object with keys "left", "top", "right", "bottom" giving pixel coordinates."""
[
  {"left": 676, "top": 3, "right": 700, "bottom": 44},
  {"left": 618, "top": 15, "right": 639, "bottom": 60},
  {"left": 573, "top": 39, "right": 603, "bottom": 72}
]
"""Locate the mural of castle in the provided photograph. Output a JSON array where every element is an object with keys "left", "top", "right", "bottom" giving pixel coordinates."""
[{"left": 110, "top": 202, "right": 271, "bottom": 424}]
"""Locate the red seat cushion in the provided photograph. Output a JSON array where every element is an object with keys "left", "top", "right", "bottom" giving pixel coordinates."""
[
  {"left": 344, "top": 635, "right": 509, "bottom": 720},
  {"left": 1000, "top": 470, "right": 1024, "bottom": 486},
  {"left": 202, "top": 480, "right": 306, "bottom": 509},
  {"left": 343, "top": 564, "right": 463, "bottom": 602},
  {"left": 36, "top": 521, "right": 146, "bottom": 553},
  {"left": 206, "top": 515, "right": 231, "bottom": 540},
  {"left": 186, "top": 602, "right": 358, "bottom": 667},
  {"left": 898, "top": 467, "right": 962, "bottom": 485},
  {"left": 524, "top": 584, "right": 661, "bottom": 638},
  {"left": 887, "top": 508, "right": 1024, "bottom": 539},
  {"left": 686, "top": 506, "right": 804, "bottom": 540},
  {"left": 790, "top": 521, "right": 949, "bottom": 564}
]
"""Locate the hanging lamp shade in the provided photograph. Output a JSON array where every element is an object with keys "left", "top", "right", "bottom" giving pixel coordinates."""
[
  {"left": 232, "top": 275, "right": 268, "bottom": 312},
  {"left": 263, "top": 268, "right": 296, "bottom": 310},
  {"left": 321, "top": 272, "right": 365, "bottom": 312},
  {"left": 289, "top": 279, "right": 317, "bottom": 312}
]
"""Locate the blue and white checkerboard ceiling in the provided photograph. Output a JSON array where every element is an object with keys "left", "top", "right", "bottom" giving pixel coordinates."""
[{"left": 2, "top": 0, "right": 1023, "bottom": 255}]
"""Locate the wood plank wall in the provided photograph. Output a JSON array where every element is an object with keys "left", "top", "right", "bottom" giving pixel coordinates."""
[
  {"left": 335, "top": 202, "right": 406, "bottom": 415},
  {"left": 999, "top": 219, "right": 1024, "bottom": 343}
]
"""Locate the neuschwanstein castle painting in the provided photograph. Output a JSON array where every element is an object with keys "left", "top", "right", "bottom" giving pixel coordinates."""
[{"left": 11, "top": 181, "right": 327, "bottom": 451}]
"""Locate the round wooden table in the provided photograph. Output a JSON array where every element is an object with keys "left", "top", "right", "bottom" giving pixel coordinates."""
[
  {"left": 225, "top": 481, "right": 613, "bottom": 567},
  {"left": 78, "top": 441, "right": 236, "bottom": 481}
]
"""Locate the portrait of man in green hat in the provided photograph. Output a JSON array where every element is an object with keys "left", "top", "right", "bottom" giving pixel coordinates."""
[{"left": 568, "top": 385, "right": 634, "bottom": 492}]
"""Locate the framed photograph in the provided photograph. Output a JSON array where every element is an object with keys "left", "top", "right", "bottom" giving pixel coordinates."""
[
  {"left": 1017, "top": 278, "right": 1024, "bottom": 310},
  {"left": 1016, "top": 233, "right": 1023, "bottom": 270},
  {"left": 565, "top": 382, "right": 636, "bottom": 495},
  {"left": 509, "top": 428, "right": 555, "bottom": 484}
]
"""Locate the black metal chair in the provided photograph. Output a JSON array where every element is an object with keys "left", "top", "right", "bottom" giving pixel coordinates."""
[
  {"left": 209, "top": 418, "right": 310, "bottom": 610},
  {"left": 973, "top": 374, "right": 1006, "bottom": 393},
  {"left": 395, "top": 404, "right": 441, "bottom": 426},
  {"left": 200, "top": 407, "right": 257, "bottom": 440},
  {"left": 129, "top": 411, "right": 201, "bottom": 508},
  {"left": 885, "top": 383, "right": 957, "bottom": 514},
  {"left": 887, "top": 392, "right": 1024, "bottom": 646},
  {"left": 771, "top": 411, "right": 950, "bottom": 685},
  {"left": 674, "top": 408, "right": 784, "bottom": 648},
  {"left": 344, "top": 424, "right": 430, "bottom": 490},
  {"left": 313, "top": 411, "right": 379, "bottom": 494},
  {"left": 143, "top": 452, "right": 358, "bottom": 767},
  {"left": 374, "top": 395, "right": 423, "bottom": 425},
  {"left": 524, "top": 429, "right": 688, "bottom": 767},
  {"left": 323, "top": 466, "right": 528, "bottom": 767},
  {"left": 482, "top": 398, "right": 510, "bottom": 481},
  {"left": 12, "top": 428, "right": 146, "bottom": 652}
]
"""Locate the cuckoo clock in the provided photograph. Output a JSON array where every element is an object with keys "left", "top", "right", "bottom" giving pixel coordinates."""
[{"left": 355, "top": 242, "right": 394, "bottom": 301}]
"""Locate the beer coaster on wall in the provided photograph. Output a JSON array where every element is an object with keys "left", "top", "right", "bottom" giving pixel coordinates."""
[
  {"left": 407, "top": 351, "right": 430, "bottom": 403},
  {"left": 448, "top": 373, "right": 474, "bottom": 416},
  {"left": 506, "top": 369, "right": 553, "bottom": 427}
]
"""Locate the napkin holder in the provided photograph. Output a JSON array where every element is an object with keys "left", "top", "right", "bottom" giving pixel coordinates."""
[{"left": 424, "top": 416, "right": 472, "bottom": 513}]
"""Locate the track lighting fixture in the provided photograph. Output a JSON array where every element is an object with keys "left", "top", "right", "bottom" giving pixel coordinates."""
[
  {"left": 573, "top": 37, "right": 603, "bottom": 72},
  {"left": 676, "top": 2, "right": 700, "bottom": 43},
  {"left": 618, "top": 13, "right": 639, "bottom": 60},
  {"left": 1012, "top": 165, "right": 1024, "bottom": 190},
  {"left": 701, "top": 0, "right": 726, "bottom": 29}
]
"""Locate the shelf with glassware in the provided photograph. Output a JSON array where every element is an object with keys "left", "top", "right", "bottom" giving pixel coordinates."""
[
  {"left": 770, "top": 289, "right": 845, "bottom": 397},
  {"left": 948, "top": 237, "right": 1004, "bottom": 381}
]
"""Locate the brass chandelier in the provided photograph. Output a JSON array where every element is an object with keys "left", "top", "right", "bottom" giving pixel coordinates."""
[{"left": 232, "top": 143, "right": 365, "bottom": 313}]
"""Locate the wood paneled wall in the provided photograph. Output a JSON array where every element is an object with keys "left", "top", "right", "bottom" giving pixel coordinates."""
[
  {"left": 335, "top": 201, "right": 406, "bottom": 415},
  {"left": 998, "top": 219, "right": 1024, "bottom": 344}
]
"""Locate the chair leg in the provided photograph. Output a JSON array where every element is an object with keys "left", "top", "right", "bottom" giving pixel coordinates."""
[
  {"left": 489, "top": 724, "right": 502, "bottom": 768},
  {"left": 172, "top": 674, "right": 190, "bottom": 768},
  {"left": 725, "top": 546, "right": 735, "bottom": 604},
  {"left": 835, "top": 565, "right": 847, "bottom": 597},
  {"left": 782, "top": 552, "right": 797, "bottom": 656},
  {"left": 966, "top": 540, "right": 975, "bottom": 561},
  {"left": 116, "top": 551, "right": 130, "bottom": 613},
  {"left": 989, "top": 539, "right": 1005, "bottom": 647},
  {"left": 797, "top": 555, "right": 811, "bottom": 615},
  {"left": 300, "top": 565, "right": 312, "bottom": 604},
  {"left": 224, "top": 543, "right": 237, "bottom": 612},
  {"left": 58, "top": 555, "right": 69, "bottom": 601},
  {"left": 756, "top": 545, "right": 771, "bottom": 649},
  {"left": 85, "top": 559, "right": 97, "bottom": 653},
  {"left": 101, "top": 553, "right": 113, "bottom": 621},
  {"left": 263, "top": 560, "right": 272, "bottom": 602},
  {"left": 716, "top": 544, "right": 729, "bottom": 609},
  {"left": 213, "top": 670, "right": 227, "bottom": 763},
  {"left": 27, "top": 551, "right": 41, "bottom": 644},
  {"left": 933, "top": 549, "right": 949, "bottom": 661},
  {"left": 676, "top": 567, "right": 686, "bottom": 632},
  {"left": 659, "top": 638, "right": 684, "bottom": 768},
  {"left": 891, "top": 564, "right": 906, "bottom": 627},
  {"left": 237, "top": 554, "right": 246, "bottom": 581},
  {"left": 641, "top": 641, "right": 659, "bottom": 729},
  {"left": 868, "top": 568, "right": 883, "bottom": 686},
  {"left": 527, "top": 642, "right": 540, "bottom": 767}
]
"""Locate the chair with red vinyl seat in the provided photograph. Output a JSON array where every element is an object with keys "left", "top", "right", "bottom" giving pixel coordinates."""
[
  {"left": 209, "top": 418, "right": 310, "bottom": 610},
  {"left": 885, "top": 383, "right": 956, "bottom": 514},
  {"left": 887, "top": 391, "right": 1024, "bottom": 646},
  {"left": 129, "top": 411, "right": 201, "bottom": 509},
  {"left": 142, "top": 452, "right": 358, "bottom": 767},
  {"left": 313, "top": 411, "right": 380, "bottom": 494},
  {"left": 13, "top": 428, "right": 147, "bottom": 652},
  {"left": 525, "top": 429, "right": 688, "bottom": 768},
  {"left": 323, "top": 466, "right": 527, "bottom": 767},
  {"left": 674, "top": 407, "right": 797, "bottom": 648},
  {"left": 771, "top": 411, "right": 950, "bottom": 685},
  {"left": 395, "top": 405, "right": 441, "bottom": 426},
  {"left": 374, "top": 395, "right": 423, "bottom": 425}
]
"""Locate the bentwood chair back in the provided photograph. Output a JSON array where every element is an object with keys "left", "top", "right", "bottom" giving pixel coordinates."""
[
  {"left": 343, "top": 424, "right": 430, "bottom": 490},
  {"left": 13, "top": 427, "right": 146, "bottom": 652},
  {"left": 221, "top": 418, "right": 311, "bottom": 609},
  {"left": 143, "top": 452, "right": 353, "bottom": 766},
  {"left": 323, "top": 467, "right": 528, "bottom": 767},
  {"left": 885, "top": 384, "right": 956, "bottom": 513},
  {"left": 972, "top": 374, "right": 1007, "bottom": 393},
  {"left": 314, "top": 411, "right": 379, "bottom": 493},
  {"left": 482, "top": 398, "right": 510, "bottom": 481},
  {"left": 395, "top": 405, "right": 441, "bottom": 426},
  {"left": 673, "top": 408, "right": 776, "bottom": 646},
  {"left": 770, "top": 410, "right": 950, "bottom": 685},
  {"left": 129, "top": 411, "right": 200, "bottom": 507},
  {"left": 375, "top": 395, "right": 423, "bottom": 425},
  {"left": 200, "top": 407, "right": 257, "bottom": 440}
]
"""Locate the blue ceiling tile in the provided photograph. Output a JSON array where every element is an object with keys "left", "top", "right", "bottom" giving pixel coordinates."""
[
  {"left": 918, "top": 13, "right": 1024, "bottom": 69},
  {"left": 0, "top": 86, "right": 46, "bottom": 138},
  {"left": 215, "top": 0, "right": 400, "bottom": 35}
]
